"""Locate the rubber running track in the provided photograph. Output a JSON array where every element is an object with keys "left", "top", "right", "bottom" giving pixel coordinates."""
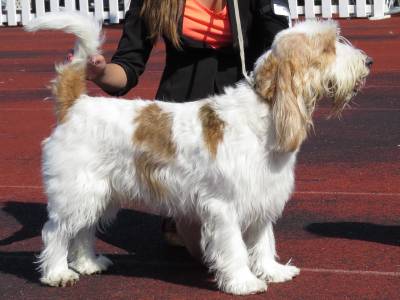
[{"left": 0, "top": 16, "right": 399, "bottom": 300}]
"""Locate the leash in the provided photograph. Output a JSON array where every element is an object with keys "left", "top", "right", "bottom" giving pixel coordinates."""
[{"left": 232, "top": 0, "right": 254, "bottom": 86}]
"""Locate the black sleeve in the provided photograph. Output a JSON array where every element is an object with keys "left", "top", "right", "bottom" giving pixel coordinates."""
[
  {"left": 255, "top": 0, "right": 290, "bottom": 49},
  {"left": 110, "top": 0, "right": 154, "bottom": 96}
]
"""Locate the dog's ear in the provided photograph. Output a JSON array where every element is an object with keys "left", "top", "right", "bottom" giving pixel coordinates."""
[
  {"left": 269, "top": 33, "right": 311, "bottom": 152},
  {"left": 272, "top": 55, "right": 308, "bottom": 152}
]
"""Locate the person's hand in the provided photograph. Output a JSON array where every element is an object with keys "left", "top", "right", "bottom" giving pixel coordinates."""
[
  {"left": 86, "top": 54, "right": 106, "bottom": 81},
  {"left": 66, "top": 50, "right": 106, "bottom": 81}
]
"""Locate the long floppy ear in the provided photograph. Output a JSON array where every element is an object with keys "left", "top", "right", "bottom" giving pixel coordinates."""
[
  {"left": 269, "top": 33, "right": 311, "bottom": 152},
  {"left": 272, "top": 53, "right": 309, "bottom": 152},
  {"left": 254, "top": 33, "right": 310, "bottom": 152}
]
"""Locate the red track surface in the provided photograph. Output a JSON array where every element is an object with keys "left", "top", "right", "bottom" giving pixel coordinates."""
[{"left": 1, "top": 16, "right": 399, "bottom": 299}]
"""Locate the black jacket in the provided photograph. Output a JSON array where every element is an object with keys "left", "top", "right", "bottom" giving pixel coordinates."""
[{"left": 111, "top": 0, "right": 289, "bottom": 101}]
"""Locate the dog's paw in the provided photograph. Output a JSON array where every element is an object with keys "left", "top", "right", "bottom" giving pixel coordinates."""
[
  {"left": 69, "top": 255, "right": 113, "bottom": 275},
  {"left": 252, "top": 260, "right": 300, "bottom": 283},
  {"left": 41, "top": 268, "right": 80, "bottom": 287},
  {"left": 220, "top": 269, "right": 267, "bottom": 295}
]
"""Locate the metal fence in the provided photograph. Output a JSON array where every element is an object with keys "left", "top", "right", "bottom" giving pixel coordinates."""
[{"left": 0, "top": 0, "right": 398, "bottom": 26}]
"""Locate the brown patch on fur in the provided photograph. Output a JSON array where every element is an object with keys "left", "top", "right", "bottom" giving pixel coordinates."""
[
  {"left": 133, "top": 103, "right": 176, "bottom": 199},
  {"left": 134, "top": 104, "right": 176, "bottom": 159},
  {"left": 52, "top": 64, "right": 86, "bottom": 123},
  {"left": 134, "top": 152, "right": 169, "bottom": 200},
  {"left": 199, "top": 103, "right": 225, "bottom": 158}
]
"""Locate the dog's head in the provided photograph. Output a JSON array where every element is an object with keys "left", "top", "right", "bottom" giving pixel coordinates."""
[{"left": 253, "top": 20, "right": 371, "bottom": 152}]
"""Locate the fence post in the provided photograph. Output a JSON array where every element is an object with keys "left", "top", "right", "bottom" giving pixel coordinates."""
[
  {"left": 355, "top": 0, "right": 368, "bottom": 17},
  {"left": 371, "top": 0, "right": 386, "bottom": 19},
  {"left": 21, "top": 0, "right": 30, "bottom": 25},
  {"left": 288, "top": 0, "right": 298, "bottom": 19},
  {"left": 124, "top": 0, "right": 130, "bottom": 13},
  {"left": 109, "top": 0, "right": 119, "bottom": 23},
  {"left": 6, "top": 0, "right": 17, "bottom": 25},
  {"left": 79, "top": 0, "right": 89, "bottom": 15},
  {"left": 304, "top": 0, "right": 316, "bottom": 18},
  {"left": 94, "top": 0, "right": 104, "bottom": 21},
  {"left": 50, "top": 0, "right": 59, "bottom": 12},
  {"left": 64, "top": 0, "right": 76, "bottom": 12},
  {"left": 339, "top": 0, "right": 350, "bottom": 17},
  {"left": 322, "top": 0, "right": 333, "bottom": 18},
  {"left": 1, "top": 0, "right": 4, "bottom": 25},
  {"left": 35, "top": 0, "right": 45, "bottom": 17}
]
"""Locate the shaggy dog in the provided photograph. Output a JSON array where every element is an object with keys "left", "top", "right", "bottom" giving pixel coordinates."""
[{"left": 26, "top": 13, "right": 371, "bottom": 295}]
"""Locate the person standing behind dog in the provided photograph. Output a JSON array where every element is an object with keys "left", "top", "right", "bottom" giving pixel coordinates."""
[{"left": 82, "top": 0, "right": 290, "bottom": 256}]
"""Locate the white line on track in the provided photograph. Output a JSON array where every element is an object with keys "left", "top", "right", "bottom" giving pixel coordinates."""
[
  {"left": 0, "top": 185, "right": 399, "bottom": 197},
  {"left": 112, "top": 261, "right": 400, "bottom": 277},
  {"left": 295, "top": 191, "right": 400, "bottom": 197},
  {"left": 301, "top": 267, "right": 400, "bottom": 277},
  {"left": 0, "top": 185, "right": 42, "bottom": 189},
  {"left": 0, "top": 108, "right": 53, "bottom": 111}
]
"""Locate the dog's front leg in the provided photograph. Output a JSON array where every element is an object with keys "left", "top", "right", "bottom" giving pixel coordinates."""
[
  {"left": 199, "top": 200, "right": 267, "bottom": 295},
  {"left": 245, "top": 221, "right": 300, "bottom": 283}
]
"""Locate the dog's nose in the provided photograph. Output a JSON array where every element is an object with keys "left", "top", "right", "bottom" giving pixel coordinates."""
[{"left": 365, "top": 57, "right": 374, "bottom": 68}]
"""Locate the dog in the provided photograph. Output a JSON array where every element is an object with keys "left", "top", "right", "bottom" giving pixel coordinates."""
[{"left": 26, "top": 13, "right": 371, "bottom": 295}]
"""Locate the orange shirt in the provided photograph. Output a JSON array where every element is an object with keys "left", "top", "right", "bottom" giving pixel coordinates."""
[{"left": 182, "top": 0, "right": 232, "bottom": 48}]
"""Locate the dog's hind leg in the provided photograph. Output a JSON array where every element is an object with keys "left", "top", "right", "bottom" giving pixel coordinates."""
[
  {"left": 67, "top": 203, "right": 118, "bottom": 275},
  {"left": 38, "top": 218, "right": 80, "bottom": 286},
  {"left": 199, "top": 200, "right": 267, "bottom": 295},
  {"left": 246, "top": 221, "right": 300, "bottom": 283},
  {"left": 38, "top": 172, "right": 113, "bottom": 286}
]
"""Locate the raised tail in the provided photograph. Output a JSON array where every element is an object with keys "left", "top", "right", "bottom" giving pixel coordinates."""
[{"left": 25, "top": 12, "right": 103, "bottom": 122}]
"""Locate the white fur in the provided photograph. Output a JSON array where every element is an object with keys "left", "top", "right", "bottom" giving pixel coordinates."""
[
  {"left": 25, "top": 12, "right": 102, "bottom": 63},
  {"left": 26, "top": 14, "right": 370, "bottom": 295}
]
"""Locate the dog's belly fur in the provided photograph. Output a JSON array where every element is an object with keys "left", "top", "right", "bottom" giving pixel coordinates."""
[{"left": 42, "top": 92, "right": 296, "bottom": 227}]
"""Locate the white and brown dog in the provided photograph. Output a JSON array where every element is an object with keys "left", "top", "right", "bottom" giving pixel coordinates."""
[{"left": 26, "top": 13, "right": 371, "bottom": 295}]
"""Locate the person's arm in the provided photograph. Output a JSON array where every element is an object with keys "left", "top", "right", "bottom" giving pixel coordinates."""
[
  {"left": 86, "top": 57, "right": 128, "bottom": 95},
  {"left": 94, "top": 0, "right": 154, "bottom": 96}
]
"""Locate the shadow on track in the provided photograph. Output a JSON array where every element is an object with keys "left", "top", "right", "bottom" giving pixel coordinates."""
[
  {"left": 0, "top": 201, "right": 212, "bottom": 290},
  {"left": 306, "top": 222, "right": 400, "bottom": 246},
  {"left": 0, "top": 202, "right": 46, "bottom": 246}
]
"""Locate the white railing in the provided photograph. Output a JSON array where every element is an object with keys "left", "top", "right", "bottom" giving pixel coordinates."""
[
  {"left": 1, "top": 0, "right": 131, "bottom": 25},
  {"left": 0, "top": 0, "right": 397, "bottom": 26},
  {"left": 289, "top": 0, "right": 398, "bottom": 19}
]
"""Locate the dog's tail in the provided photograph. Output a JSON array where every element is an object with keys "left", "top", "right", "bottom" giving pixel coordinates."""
[{"left": 25, "top": 12, "right": 103, "bottom": 122}]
